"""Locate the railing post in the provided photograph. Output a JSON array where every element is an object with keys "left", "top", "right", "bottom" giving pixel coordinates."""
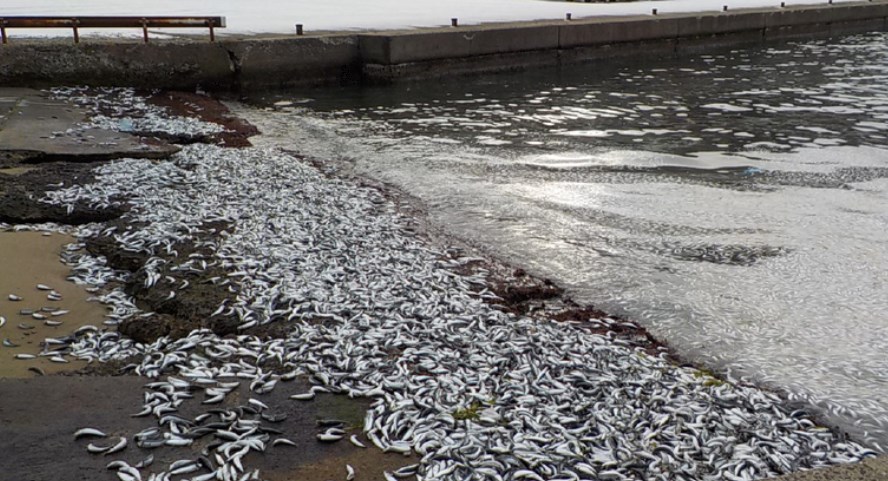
[
  {"left": 72, "top": 18, "right": 80, "bottom": 44},
  {"left": 142, "top": 18, "right": 149, "bottom": 43},
  {"left": 1, "top": 20, "right": 7, "bottom": 45},
  {"left": 208, "top": 18, "right": 215, "bottom": 42}
]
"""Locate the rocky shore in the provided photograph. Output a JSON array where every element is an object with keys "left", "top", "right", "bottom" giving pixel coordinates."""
[{"left": 0, "top": 87, "right": 878, "bottom": 481}]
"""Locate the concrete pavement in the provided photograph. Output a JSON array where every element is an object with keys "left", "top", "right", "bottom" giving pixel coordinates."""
[
  {"left": 0, "top": 88, "right": 178, "bottom": 164},
  {"left": 771, "top": 455, "right": 888, "bottom": 481}
]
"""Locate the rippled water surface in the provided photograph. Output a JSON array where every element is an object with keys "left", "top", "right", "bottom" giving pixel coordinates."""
[{"left": 241, "top": 33, "right": 888, "bottom": 448}]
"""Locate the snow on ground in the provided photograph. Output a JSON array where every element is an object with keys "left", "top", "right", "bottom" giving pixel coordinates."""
[{"left": 1, "top": 0, "right": 862, "bottom": 38}]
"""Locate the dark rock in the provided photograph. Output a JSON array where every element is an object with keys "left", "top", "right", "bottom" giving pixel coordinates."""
[{"left": 118, "top": 314, "right": 174, "bottom": 344}]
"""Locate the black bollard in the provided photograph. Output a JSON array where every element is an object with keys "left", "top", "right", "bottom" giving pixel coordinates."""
[
  {"left": 295, "top": 24, "right": 303, "bottom": 35},
  {"left": 451, "top": 18, "right": 458, "bottom": 27}
]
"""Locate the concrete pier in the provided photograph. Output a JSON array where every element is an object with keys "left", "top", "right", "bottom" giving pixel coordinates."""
[{"left": 1, "top": 1, "right": 887, "bottom": 90}]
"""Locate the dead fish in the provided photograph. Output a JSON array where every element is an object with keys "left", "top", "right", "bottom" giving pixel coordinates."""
[
  {"left": 394, "top": 464, "right": 419, "bottom": 477},
  {"left": 19, "top": 309, "right": 34, "bottom": 316},
  {"left": 14, "top": 353, "right": 35, "bottom": 360},
  {"left": 3, "top": 338, "right": 19, "bottom": 347},
  {"left": 17, "top": 323, "right": 34, "bottom": 330},
  {"left": 51, "top": 310, "right": 70, "bottom": 317},
  {"left": 134, "top": 454, "right": 154, "bottom": 469},
  {"left": 73, "top": 325, "right": 97, "bottom": 335},
  {"left": 349, "top": 435, "right": 367, "bottom": 448},
  {"left": 106, "top": 460, "right": 129, "bottom": 470},
  {"left": 248, "top": 398, "right": 269, "bottom": 411},
  {"left": 86, "top": 442, "right": 110, "bottom": 454},
  {"left": 190, "top": 472, "right": 216, "bottom": 481},
  {"left": 32, "top": 313, "right": 47, "bottom": 320},
  {"left": 261, "top": 412, "right": 288, "bottom": 423},
  {"left": 8, "top": 294, "right": 22, "bottom": 301},
  {"left": 272, "top": 438, "right": 297, "bottom": 447},
  {"left": 36, "top": 284, "right": 52, "bottom": 291},
  {"left": 44, "top": 320, "right": 64, "bottom": 327},
  {"left": 317, "top": 428, "right": 346, "bottom": 442},
  {"left": 169, "top": 460, "right": 197, "bottom": 471},
  {"left": 385, "top": 442, "right": 412, "bottom": 455},
  {"left": 74, "top": 427, "right": 107, "bottom": 439},
  {"left": 165, "top": 438, "right": 192, "bottom": 447},
  {"left": 130, "top": 406, "right": 152, "bottom": 417},
  {"left": 169, "top": 461, "right": 200, "bottom": 475},
  {"left": 346, "top": 464, "right": 356, "bottom": 481},
  {"left": 0, "top": 316, "right": 5, "bottom": 328},
  {"left": 116, "top": 467, "right": 141, "bottom": 481},
  {"left": 28, "top": 366, "right": 46, "bottom": 376},
  {"left": 316, "top": 419, "right": 346, "bottom": 428},
  {"left": 104, "top": 437, "right": 127, "bottom": 455}
]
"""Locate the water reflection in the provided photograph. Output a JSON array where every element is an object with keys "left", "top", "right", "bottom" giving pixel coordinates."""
[{"left": 242, "top": 32, "right": 888, "bottom": 449}]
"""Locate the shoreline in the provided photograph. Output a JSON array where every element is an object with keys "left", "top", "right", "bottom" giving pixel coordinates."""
[
  {"left": 287, "top": 124, "right": 855, "bottom": 433},
  {"left": 0, "top": 1, "right": 886, "bottom": 90},
  {"left": 0, "top": 87, "right": 869, "bottom": 479}
]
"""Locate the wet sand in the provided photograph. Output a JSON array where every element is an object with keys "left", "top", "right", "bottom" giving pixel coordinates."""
[
  {"left": 0, "top": 376, "right": 150, "bottom": 481},
  {"left": 0, "top": 376, "right": 415, "bottom": 481},
  {"left": 0, "top": 166, "right": 36, "bottom": 176},
  {"left": 0, "top": 231, "right": 108, "bottom": 378}
]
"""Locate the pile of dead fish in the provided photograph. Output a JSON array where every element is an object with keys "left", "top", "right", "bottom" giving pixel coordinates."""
[
  {"left": 27, "top": 90, "right": 880, "bottom": 481},
  {"left": 50, "top": 86, "right": 224, "bottom": 139}
]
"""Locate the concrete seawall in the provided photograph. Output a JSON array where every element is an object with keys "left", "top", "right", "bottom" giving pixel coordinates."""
[{"left": 1, "top": 1, "right": 887, "bottom": 90}]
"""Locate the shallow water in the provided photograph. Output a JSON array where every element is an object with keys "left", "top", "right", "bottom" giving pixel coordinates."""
[
  {"left": 241, "top": 32, "right": 888, "bottom": 448},
  {"left": 0, "top": 231, "right": 107, "bottom": 377}
]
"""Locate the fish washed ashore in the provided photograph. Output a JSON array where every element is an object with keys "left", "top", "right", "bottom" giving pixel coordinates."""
[{"left": 0, "top": 87, "right": 880, "bottom": 481}]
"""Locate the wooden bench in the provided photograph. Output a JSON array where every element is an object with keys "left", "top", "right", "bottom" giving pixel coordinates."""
[{"left": 0, "top": 16, "right": 226, "bottom": 44}]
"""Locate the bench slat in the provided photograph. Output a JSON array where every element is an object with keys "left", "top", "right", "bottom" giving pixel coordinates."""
[{"left": 0, "top": 16, "right": 226, "bottom": 29}]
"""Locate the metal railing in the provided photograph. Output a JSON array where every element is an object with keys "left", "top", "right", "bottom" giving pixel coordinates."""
[{"left": 0, "top": 16, "right": 226, "bottom": 44}]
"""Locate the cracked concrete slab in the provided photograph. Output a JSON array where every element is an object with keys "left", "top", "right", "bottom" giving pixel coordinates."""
[{"left": 0, "top": 88, "right": 179, "bottom": 163}]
